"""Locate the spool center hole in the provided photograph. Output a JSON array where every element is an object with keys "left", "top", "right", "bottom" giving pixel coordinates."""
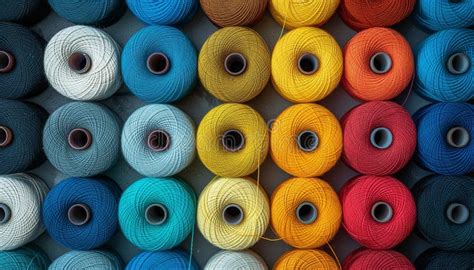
[
  {"left": 298, "top": 54, "right": 319, "bottom": 75},
  {"left": 371, "top": 202, "right": 393, "bottom": 223},
  {"left": 68, "top": 52, "right": 91, "bottom": 74},
  {"left": 147, "top": 53, "right": 170, "bottom": 75},
  {"left": 222, "top": 130, "right": 245, "bottom": 152},
  {"left": 447, "top": 53, "right": 470, "bottom": 75},
  {"left": 297, "top": 131, "right": 319, "bottom": 152},
  {"left": 68, "top": 128, "right": 92, "bottom": 150},
  {"left": 447, "top": 203, "right": 469, "bottom": 224},
  {"left": 145, "top": 204, "right": 168, "bottom": 225},
  {"left": 0, "top": 206, "right": 7, "bottom": 223},
  {"left": 296, "top": 202, "right": 317, "bottom": 224},
  {"left": 370, "top": 52, "right": 392, "bottom": 74},
  {"left": 0, "top": 127, "right": 8, "bottom": 146},
  {"left": 447, "top": 127, "right": 470, "bottom": 148},
  {"left": 223, "top": 204, "right": 243, "bottom": 225},
  {"left": 0, "top": 52, "right": 10, "bottom": 70},
  {"left": 224, "top": 53, "right": 247, "bottom": 76},
  {"left": 148, "top": 130, "right": 170, "bottom": 152},
  {"left": 68, "top": 204, "right": 90, "bottom": 226},
  {"left": 370, "top": 127, "right": 393, "bottom": 149}
]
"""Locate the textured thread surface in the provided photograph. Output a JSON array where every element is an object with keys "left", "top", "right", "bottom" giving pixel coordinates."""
[
  {"left": 205, "top": 250, "right": 268, "bottom": 270},
  {"left": 48, "top": 0, "right": 125, "bottom": 26},
  {"left": 0, "top": 0, "right": 49, "bottom": 24},
  {"left": 274, "top": 249, "right": 339, "bottom": 270},
  {"left": 50, "top": 250, "right": 123, "bottom": 270},
  {"left": 200, "top": 0, "right": 268, "bottom": 27},
  {"left": 270, "top": 0, "right": 340, "bottom": 29},
  {"left": 126, "top": 0, "right": 198, "bottom": 25},
  {"left": 0, "top": 245, "right": 50, "bottom": 269},
  {"left": 127, "top": 250, "right": 198, "bottom": 270},
  {"left": 343, "top": 248, "right": 415, "bottom": 269},
  {"left": 415, "top": 248, "right": 474, "bottom": 269},
  {"left": 414, "top": 0, "right": 474, "bottom": 31}
]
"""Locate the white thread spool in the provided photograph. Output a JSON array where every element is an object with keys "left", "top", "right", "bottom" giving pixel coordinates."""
[
  {"left": 370, "top": 52, "right": 392, "bottom": 74},
  {"left": 446, "top": 126, "right": 470, "bottom": 148},
  {"left": 371, "top": 201, "right": 393, "bottom": 223},
  {"left": 205, "top": 250, "right": 268, "bottom": 270},
  {"left": 447, "top": 53, "right": 471, "bottom": 75},
  {"left": 446, "top": 203, "right": 470, "bottom": 225},
  {"left": 0, "top": 174, "right": 49, "bottom": 250},
  {"left": 44, "top": 25, "right": 122, "bottom": 101}
]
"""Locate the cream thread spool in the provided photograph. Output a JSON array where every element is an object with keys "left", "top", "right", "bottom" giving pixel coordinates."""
[
  {"left": 0, "top": 51, "right": 15, "bottom": 73},
  {"left": 370, "top": 127, "right": 394, "bottom": 150},
  {"left": 369, "top": 52, "right": 393, "bottom": 74},
  {"left": 67, "top": 204, "right": 91, "bottom": 226},
  {"left": 447, "top": 52, "right": 471, "bottom": 75},
  {"left": 371, "top": 201, "right": 394, "bottom": 223},
  {"left": 0, "top": 126, "right": 13, "bottom": 147},
  {"left": 446, "top": 127, "right": 470, "bottom": 148}
]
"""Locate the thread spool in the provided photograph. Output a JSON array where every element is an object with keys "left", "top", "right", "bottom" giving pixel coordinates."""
[
  {"left": 42, "top": 177, "right": 121, "bottom": 250},
  {"left": 271, "top": 103, "right": 342, "bottom": 177},
  {"left": 127, "top": 250, "right": 198, "bottom": 270},
  {"left": 342, "top": 28, "right": 414, "bottom": 101},
  {"left": 414, "top": 0, "right": 474, "bottom": 31},
  {"left": 197, "top": 177, "right": 270, "bottom": 250},
  {"left": 414, "top": 102, "right": 473, "bottom": 175},
  {"left": 122, "top": 104, "right": 195, "bottom": 177},
  {"left": 413, "top": 175, "right": 474, "bottom": 250},
  {"left": 50, "top": 250, "right": 123, "bottom": 270},
  {"left": 415, "top": 248, "right": 474, "bottom": 270},
  {"left": 48, "top": 0, "right": 125, "bottom": 26},
  {"left": 44, "top": 25, "right": 122, "bottom": 101},
  {"left": 122, "top": 26, "right": 197, "bottom": 103},
  {"left": 199, "top": 27, "right": 270, "bottom": 102},
  {"left": 340, "top": 175, "right": 416, "bottom": 249},
  {"left": 126, "top": 0, "right": 199, "bottom": 25},
  {"left": 200, "top": 0, "right": 268, "bottom": 27},
  {"left": 272, "top": 27, "right": 343, "bottom": 103},
  {"left": 205, "top": 250, "right": 268, "bottom": 270},
  {"left": 0, "top": 100, "right": 47, "bottom": 175},
  {"left": 0, "top": 23, "right": 47, "bottom": 99},
  {"left": 197, "top": 103, "right": 269, "bottom": 177},
  {"left": 271, "top": 177, "right": 341, "bottom": 249},
  {"left": 43, "top": 102, "right": 121, "bottom": 177},
  {"left": 269, "top": 0, "right": 340, "bottom": 29},
  {"left": 0, "top": 246, "right": 50, "bottom": 269},
  {"left": 0, "top": 174, "right": 49, "bottom": 251},
  {"left": 343, "top": 249, "right": 415, "bottom": 270},
  {"left": 119, "top": 177, "right": 196, "bottom": 251},
  {"left": 340, "top": 0, "right": 416, "bottom": 30},
  {"left": 274, "top": 249, "right": 339, "bottom": 270},
  {"left": 416, "top": 28, "right": 474, "bottom": 102},
  {"left": 342, "top": 101, "right": 417, "bottom": 175},
  {"left": 0, "top": 0, "right": 49, "bottom": 24}
]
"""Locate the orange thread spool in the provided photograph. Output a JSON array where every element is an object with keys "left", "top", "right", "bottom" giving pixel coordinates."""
[{"left": 274, "top": 249, "right": 339, "bottom": 270}]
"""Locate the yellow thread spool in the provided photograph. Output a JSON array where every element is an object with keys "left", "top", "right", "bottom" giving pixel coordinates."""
[
  {"left": 270, "top": 0, "right": 340, "bottom": 29},
  {"left": 274, "top": 249, "right": 339, "bottom": 270}
]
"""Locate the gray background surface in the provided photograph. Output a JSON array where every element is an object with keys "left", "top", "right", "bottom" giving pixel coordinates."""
[{"left": 27, "top": 6, "right": 437, "bottom": 268}]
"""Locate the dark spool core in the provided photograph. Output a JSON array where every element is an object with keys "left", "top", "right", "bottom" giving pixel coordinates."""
[
  {"left": 222, "top": 129, "right": 245, "bottom": 152},
  {"left": 447, "top": 53, "right": 470, "bottom": 75},
  {"left": 298, "top": 53, "right": 319, "bottom": 75},
  {"left": 0, "top": 126, "right": 13, "bottom": 147},
  {"left": 0, "top": 203, "right": 11, "bottom": 224},
  {"left": 68, "top": 204, "right": 91, "bottom": 226},
  {"left": 145, "top": 204, "right": 168, "bottom": 225},
  {"left": 370, "top": 127, "right": 393, "bottom": 150},
  {"left": 147, "top": 53, "right": 170, "bottom": 75},
  {"left": 147, "top": 130, "right": 171, "bottom": 152},
  {"left": 446, "top": 203, "right": 470, "bottom": 224},
  {"left": 297, "top": 130, "right": 319, "bottom": 152},
  {"left": 0, "top": 51, "right": 15, "bottom": 73},
  {"left": 222, "top": 204, "right": 244, "bottom": 225},
  {"left": 370, "top": 52, "right": 392, "bottom": 74},
  {"left": 68, "top": 128, "right": 92, "bottom": 150},
  {"left": 296, "top": 202, "right": 318, "bottom": 224},
  {"left": 68, "top": 52, "right": 91, "bottom": 74},
  {"left": 224, "top": 53, "right": 247, "bottom": 76},
  {"left": 371, "top": 201, "right": 393, "bottom": 223},
  {"left": 446, "top": 127, "right": 470, "bottom": 148}
]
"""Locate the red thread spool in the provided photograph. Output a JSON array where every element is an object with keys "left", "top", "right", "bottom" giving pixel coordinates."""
[
  {"left": 340, "top": 0, "right": 416, "bottom": 31},
  {"left": 343, "top": 248, "right": 415, "bottom": 270},
  {"left": 340, "top": 175, "right": 416, "bottom": 249},
  {"left": 342, "top": 101, "right": 416, "bottom": 175},
  {"left": 342, "top": 28, "right": 414, "bottom": 101}
]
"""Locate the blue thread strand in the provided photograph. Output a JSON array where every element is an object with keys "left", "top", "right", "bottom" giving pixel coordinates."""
[
  {"left": 414, "top": 0, "right": 474, "bottom": 32},
  {"left": 0, "top": 0, "right": 49, "bottom": 24},
  {"left": 415, "top": 248, "right": 474, "bottom": 269},
  {"left": 50, "top": 250, "right": 123, "bottom": 270},
  {"left": 0, "top": 245, "right": 50, "bottom": 269},
  {"left": 48, "top": 0, "right": 126, "bottom": 26},
  {"left": 126, "top": 0, "right": 198, "bottom": 25},
  {"left": 126, "top": 250, "right": 198, "bottom": 270}
]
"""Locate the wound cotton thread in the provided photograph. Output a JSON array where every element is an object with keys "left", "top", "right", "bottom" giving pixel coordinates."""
[
  {"left": 196, "top": 103, "right": 269, "bottom": 178},
  {"left": 0, "top": 99, "right": 48, "bottom": 174},
  {"left": 48, "top": 0, "right": 126, "bottom": 26},
  {"left": 272, "top": 27, "right": 343, "bottom": 103},
  {"left": 415, "top": 248, "right": 474, "bottom": 269},
  {"left": 416, "top": 28, "right": 474, "bottom": 102},
  {"left": 42, "top": 177, "right": 121, "bottom": 251},
  {"left": 127, "top": 250, "right": 198, "bottom": 270},
  {"left": 44, "top": 25, "right": 122, "bottom": 101},
  {"left": 0, "top": 245, "right": 50, "bottom": 269},
  {"left": 119, "top": 177, "right": 196, "bottom": 251},
  {"left": 205, "top": 250, "right": 268, "bottom": 270},
  {"left": 122, "top": 26, "right": 197, "bottom": 104},
  {"left": 269, "top": 0, "right": 340, "bottom": 29},
  {"left": 270, "top": 103, "right": 342, "bottom": 177},
  {"left": 50, "top": 250, "right": 123, "bottom": 270},
  {"left": 271, "top": 177, "right": 341, "bottom": 249},
  {"left": 343, "top": 249, "right": 415, "bottom": 270},
  {"left": 413, "top": 175, "right": 474, "bottom": 251},
  {"left": 126, "top": 0, "right": 198, "bottom": 25},
  {"left": 414, "top": 102, "right": 474, "bottom": 175},
  {"left": 342, "top": 101, "right": 417, "bottom": 176},
  {"left": 340, "top": 0, "right": 416, "bottom": 30},
  {"left": 200, "top": 0, "right": 268, "bottom": 27},
  {"left": 0, "top": 23, "right": 47, "bottom": 99},
  {"left": 274, "top": 249, "right": 339, "bottom": 270},
  {"left": 340, "top": 175, "right": 416, "bottom": 249},
  {"left": 0, "top": 0, "right": 49, "bottom": 24},
  {"left": 197, "top": 177, "right": 270, "bottom": 250},
  {"left": 342, "top": 28, "right": 414, "bottom": 101},
  {"left": 198, "top": 27, "right": 270, "bottom": 103},
  {"left": 0, "top": 174, "right": 49, "bottom": 251},
  {"left": 122, "top": 104, "right": 195, "bottom": 177},
  {"left": 414, "top": 0, "right": 474, "bottom": 31},
  {"left": 43, "top": 102, "right": 121, "bottom": 177}
]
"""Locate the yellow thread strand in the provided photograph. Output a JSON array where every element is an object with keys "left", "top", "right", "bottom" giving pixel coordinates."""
[
  {"left": 274, "top": 249, "right": 340, "bottom": 270},
  {"left": 270, "top": 0, "right": 340, "bottom": 29}
]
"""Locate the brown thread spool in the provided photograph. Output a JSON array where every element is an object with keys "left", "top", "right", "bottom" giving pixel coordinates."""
[
  {"left": 371, "top": 201, "right": 393, "bottom": 223},
  {"left": 67, "top": 204, "right": 91, "bottom": 226},
  {"left": 147, "top": 130, "right": 171, "bottom": 152},
  {"left": 370, "top": 127, "right": 394, "bottom": 149},
  {"left": 68, "top": 52, "right": 92, "bottom": 74},
  {"left": 0, "top": 126, "right": 13, "bottom": 147},
  {"left": 298, "top": 53, "right": 319, "bottom": 75},
  {"left": 296, "top": 202, "right": 318, "bottom": 224},
  {"left": 0, "top": 51, "right": 15, "bottom": 73},
  {"left": 222, "top": 204, "right": 244, "bottom": 225},
  {"left": 221, "top": 129, "right": 245, "bottom": 152},
  {"left": 224, "top": 53, "right": 247, "bottom": 76},
  {"left": 200, "top": 0, "right": 268, "bottom": 27},
  {"left": 370, "top": 52, "right": 393, "bottom": 74},
  {"left": 0, "top": 203, "right": 11, "bottom": 224},
  {"left": 446, "top": 203, "right": 470, "bottom": 225},
  {"left": 447, "top": 53, "right": 471, "bottom": 75},
  {"left": 147, "top": 53, "right": 170, "bottom": 75},
  {"left": 145, "top": 204, "right": 168, "bottom": 225},
  {"left": 297, "top": 130, "right": 319, "bottom": 152},
  {"left": 68, "top": 128, "right": 92, "bottom": 150},
  {"left": 446, "top": 126, "right": 470, "bottom": 148}
]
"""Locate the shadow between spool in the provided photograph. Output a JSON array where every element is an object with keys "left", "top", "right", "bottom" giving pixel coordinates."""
[
  {"left": 147, "top": 52, "right": 170, "bottom": 75},
  {"left": 222, "top": 204, "right": 244, "bottom": 225},
  {"left": 222, "top": 129, "right": 245, "bottom": 152},
  {"left": 0, "top": 51, "right": 15, "bottom": 73},
  {"left": 298, "top": 53, "right": 319, "bottom": 75},
  {"left": 446, "top": 126, "right": 470, "bottom": 148},
  {"left": 296, "top": 202, "right": 318, "bottom": 224},
  {"left": 148, "top": 130, "right": 171, "bottom": 152},
  {"left": 0, "top": 203, "right": 11, "bottom": 224},
  {"left": 370, "top": 52, "right": 392, "bottom": 74},
  {"left": 447, "top": 53, "right": 471, "bottom": 75},
  {"left": 68, "top": 52, "right": 91, "bottom": 74},
  {"left": 145, "top": 204, "right": 168, "bottom": 225},
  {"left": 224, "top": 53, "right": 247, "bottom": 76},
  {"left": 297, "top": 130, "right": 319, "bottom": 152},
  {"left": 68, "top": 204, "right": 91, "bottom": 226},
  {"left": 446, "top": 203, "right": 470, "bottom": 225},
  {"left": 371, "top": 201, "right": 393, "bottom": 223},
  {"left": 68, "top": 128, "right": 92, "bottom": 150},
  {"left": 370, "top": 127, "right": 393, "bottom": 150},
  {"left": 0, "top": 126, "right": 13, "bottom": 147}
]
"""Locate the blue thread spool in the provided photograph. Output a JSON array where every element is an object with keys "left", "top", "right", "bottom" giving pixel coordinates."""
[
  {"left": 126, "top": 0, "right": 198, "bottom": 25},
  {"left": 48, "top": 0, "right": 125, "bottom": 26},
  {"left": 126, "top": 250, "right": 198, "bottom": 270}
]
